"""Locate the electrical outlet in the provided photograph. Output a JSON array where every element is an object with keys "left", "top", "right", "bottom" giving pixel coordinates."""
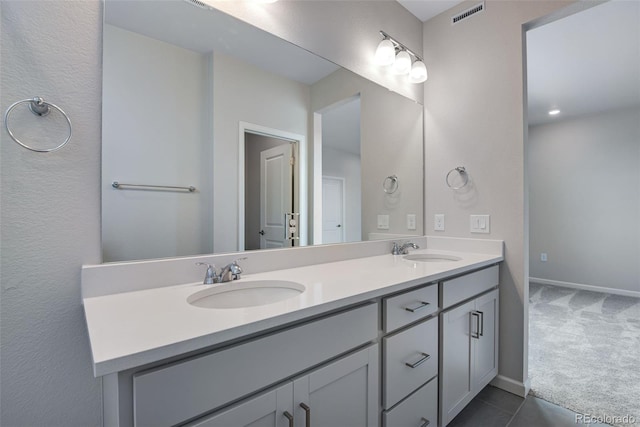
[
  {"left": 407, "top": 214, "right": 417, "bottom": 230},
  {"left": 434, "top": 214, "right": 445, "bottom": 231},
  {"left": 540, "top": 253, "right": 548, "bottom": 262}
]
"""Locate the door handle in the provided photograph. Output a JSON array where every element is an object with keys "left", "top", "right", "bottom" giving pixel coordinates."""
[
  {"left": 283, "top": 411, "right": 294, "bottom": 427},
  {"left": 336, "top": 224, "right": 341, "bottom": 227},
  {"left": 299, "top": 403, "right": 310, "bottom": 427},
  {"left": 405, "top": 352, "right": 431, "bottom": 368},
  {"left": 471, "top": 311, "right": 480, "bottom": 339},
  {"left": 259, "top": 230, "right": 265, "bottom": 235}
]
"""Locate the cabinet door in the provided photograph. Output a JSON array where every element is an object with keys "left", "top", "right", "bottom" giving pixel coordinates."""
[
  {"left": 188, "top": 382, "right": 293, "bottom": 427},
  {"left": 440, "top": 300, "right": 475, "bottom": 427},
  {"left": 473, "top": 289, "right": 499, "bottom": 391},
  {"left": 293, "top": 345, "right": 379, "bottom": 427}
]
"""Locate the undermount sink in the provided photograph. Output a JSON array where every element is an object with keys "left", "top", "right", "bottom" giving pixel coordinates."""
[
  {"left": 187, "top": 280, "right": 305, "bottom": 309},
  {"left": 403, "top": 254, "right": 462, "bottom": 262}
]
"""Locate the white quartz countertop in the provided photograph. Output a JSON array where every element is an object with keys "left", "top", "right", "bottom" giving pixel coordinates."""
[{"left": 83, "top": 248, "right": 502, "bottom": 376}]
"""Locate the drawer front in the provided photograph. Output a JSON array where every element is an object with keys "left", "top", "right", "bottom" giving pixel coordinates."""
[
  {"left": 383, "top": 377, "right": 438, "bottom": 427},
  {"left": 383, "top": 284, "right": 438, "bottom": 332},
  {"left": 441, "top": 265, "right": 498, "bottom": 309},
  {"left": 383, "top": 316, "right": 438, "bottom": 409},
  {"left": 133, "top": 303, "right": 378, "bottom": 427}
]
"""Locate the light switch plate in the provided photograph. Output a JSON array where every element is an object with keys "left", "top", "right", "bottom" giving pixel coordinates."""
[
  {"left": 407, "top": 214, "right": 417, "bottom": 230},
  {"left": 434, "top": 214, "right": 445, "bottom": 231},
  {"left": 377, "top": 214, "right": 390, "bottom": 230},
  {"left": 470, "top": 214, "right": 490, "bottom": 233}
]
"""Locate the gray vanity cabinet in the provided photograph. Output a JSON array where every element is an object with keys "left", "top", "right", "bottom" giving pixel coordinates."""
[
  {"left": 188, "top": 344, "right": 379, "bottom": 427},
  {"left": 440, "top": 266, "right": 499, "bottom": 427}
]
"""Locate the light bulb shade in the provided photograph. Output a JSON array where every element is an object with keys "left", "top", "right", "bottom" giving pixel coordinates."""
[
  {"left": 393, "top": 50, "right": 411, "bottom": 75},
  {"left": 374, "top": 39, "right": 395, "bottom": 66},
  {"left": 409, "top": 60, "right": 428, "bottom": 83}
]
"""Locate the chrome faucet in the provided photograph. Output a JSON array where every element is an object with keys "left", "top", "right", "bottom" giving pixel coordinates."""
[
  {"left": 391, "top": 242, "right": 420, "bottom": 255},
  {"left": 196, "top": 258, "right": 245, "bottom": 284}
]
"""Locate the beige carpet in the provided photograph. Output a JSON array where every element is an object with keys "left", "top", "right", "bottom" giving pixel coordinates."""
[{"left": 528, "top": 283, "right": 640, "bottom": 427}]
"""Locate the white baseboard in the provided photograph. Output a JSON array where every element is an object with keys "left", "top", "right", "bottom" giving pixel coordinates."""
[
  {"left": 490, "top": 375, "right": 530, "bottom": 398},
  {"left": 529, "top": 277, "right": 640, "bottom": 298}
]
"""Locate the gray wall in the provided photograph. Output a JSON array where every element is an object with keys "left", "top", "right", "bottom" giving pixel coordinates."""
[
  {"left": 0, "top": 1, "right": 422, "bottom": 425},
  {"left": 529, "top": 107, "right": 640, "bottom": 294},
  {"left": 0, "top": 1, "right": 103, "bottom": 426},
  {"left": 423, "top": 0, "right": 573, "bottom": 393}
]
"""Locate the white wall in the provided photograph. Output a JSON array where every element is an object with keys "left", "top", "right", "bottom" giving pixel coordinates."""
[
  {"left": 102, "top": 24, "right": 213, "bottom": 262},
  {"left": 0, "top": 1, "right": 103, "bottom": 426},
  {"left": 529, "top": 107, "right": 640, "bottom": 294},
  {"left": 423, "top": 0, "right": 574, "bottom": 395},
  {"left": 213, "top": 52, "right": 310, "bottom": 253}
]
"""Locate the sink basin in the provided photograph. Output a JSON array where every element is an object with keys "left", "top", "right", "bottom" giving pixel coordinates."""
[
  {"left": 187, "top": 280, "right": 305, "bottom": 309},
  {"left": 403, "top": 254, "right": 462, "bottom": 262}
]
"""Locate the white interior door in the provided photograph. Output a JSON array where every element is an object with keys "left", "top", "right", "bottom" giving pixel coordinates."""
[
  {"left": 260, "top": 144, "right": 293, "bottom": 249},
  {"left": 322, "top": 176, "right": 345, "bottom": 244}
]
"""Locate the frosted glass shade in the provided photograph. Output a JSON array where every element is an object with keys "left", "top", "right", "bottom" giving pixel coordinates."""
[
  {"left": 374, "top": 39, "right": 395, "bottom": 66},
  {"left": 393, "top": 50, "right": 411, "bottom": 75},
  {"left": 409, "top": 60, "right": 428, "bottom": 83}
]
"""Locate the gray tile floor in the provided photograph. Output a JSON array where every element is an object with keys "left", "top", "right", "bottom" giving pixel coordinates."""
[{"left": 448, "top": 385, "right": 610, "bottom": 427}]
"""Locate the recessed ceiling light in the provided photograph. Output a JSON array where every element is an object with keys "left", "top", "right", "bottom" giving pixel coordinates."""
[{"left": 548, "top": 109, "right": 561, "bottom": 116}]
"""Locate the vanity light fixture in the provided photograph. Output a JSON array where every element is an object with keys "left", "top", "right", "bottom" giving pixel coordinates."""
[
  {"left": 548, "top": 109, "right": 561, "bottom": 116},
  {"left": 375, "top": 30, "right": 427, "bottom": 83}
]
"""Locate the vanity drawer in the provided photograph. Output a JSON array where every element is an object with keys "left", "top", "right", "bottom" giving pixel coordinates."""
[
  {"left": 441, "top": 265, "right": 499, "bottom": 309},
  {"left": 383, "top": 377, "right": 438, "bottom": 427},
  {"left": 132, "top": 303, "right": 378, "bottom": 427},
  {"left": 383, "top": 283, "right": 438, "bottom": 332},
  {"left": 383, "top": 316, "right": 438, "bottom": 409}
]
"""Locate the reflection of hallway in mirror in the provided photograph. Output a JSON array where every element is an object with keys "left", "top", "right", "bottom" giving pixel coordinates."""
[
  {"left": 319, "top": 96, "right": 361, "bottom": 244},
  {"left": 244, "top": 133, "right": 294, "bottom": 251}
]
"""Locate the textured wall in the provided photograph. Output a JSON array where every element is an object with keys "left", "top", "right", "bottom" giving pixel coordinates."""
[
  {"left": 0, "top": 1, "right": 103, "bottom": 426},
  {"left": 529, "top": 107, "right": 640, "bottom": 293},
  {"left": 423, "top": 0, "right": 573, "bottom": 393}
]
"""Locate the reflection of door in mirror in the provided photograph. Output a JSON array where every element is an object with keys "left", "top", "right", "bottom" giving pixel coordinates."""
[
  {"left": 244, "top": 132, "right": 297, "bottom": 251},
  {"left": 317, "top": 96, "right": 362, "bottom": 245},
  {"left": 322, "top": 177, "right": 345, "bottom": 244}
]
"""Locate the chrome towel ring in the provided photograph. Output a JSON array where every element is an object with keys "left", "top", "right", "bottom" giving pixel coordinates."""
[
  {"left": 446, "top": 166, "right": 469, "bottom": 190},
  {"left": 383, "top": 175, "right": 399, "bottom": 194},
  {"left": 4, "top": 97, "right": 72, "bottom": 153}
]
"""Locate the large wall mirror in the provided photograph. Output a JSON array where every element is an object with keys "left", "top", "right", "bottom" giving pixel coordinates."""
[{"left": 101, "top": 0, "right": 424, "bottom": 263}]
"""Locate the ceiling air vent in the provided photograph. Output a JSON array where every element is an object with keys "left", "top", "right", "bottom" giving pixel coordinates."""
[
  {"left": 451, "top": 2, "right": 485, "bottom": 25},
  {"left": 185, "top": 0, "right": 211, "bottom": 10}
]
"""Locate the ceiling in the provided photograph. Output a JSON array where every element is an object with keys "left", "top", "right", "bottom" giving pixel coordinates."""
[{"left": 526, "top": 0, "right": 640, "bottom": 125}]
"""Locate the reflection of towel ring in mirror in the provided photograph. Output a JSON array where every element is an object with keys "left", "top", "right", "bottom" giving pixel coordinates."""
[
  {"left": 446, "top": 166, "right": 469, "bottom": 190},
  {"left": 383, "top": 175, "right": 399, "bottom": 194},
  {"left": 4, "top": 97, "right": 72, "bottom": 153}
]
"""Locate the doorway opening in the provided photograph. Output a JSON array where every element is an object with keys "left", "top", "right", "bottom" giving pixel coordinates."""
[{"left": 238, "top": 122, "right": 306, "bottom": 251}]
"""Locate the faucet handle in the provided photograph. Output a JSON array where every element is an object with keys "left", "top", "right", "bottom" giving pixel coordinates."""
[
  {"left": 195, "top": 262, "right": 217, "bottom": 284},
  {"left": 391, "top": 242, "right": 401, "bottom": 255},
  {"left": 229, "top": 257, "right": 247, "bottom": 280}
]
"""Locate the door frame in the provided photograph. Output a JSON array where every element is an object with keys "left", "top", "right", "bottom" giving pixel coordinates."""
[{"left": 238, "top": 121, "right": 307, "bottom": 251}]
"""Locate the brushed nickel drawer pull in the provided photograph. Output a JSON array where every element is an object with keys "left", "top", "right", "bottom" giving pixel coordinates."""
[
  {"left": 404, "top": 301, "right": 430, "bottom": 313},
  {"left": 471, "top": 311, "right": 480, "bottom": 339},
  {"left": 405, "top": 352, "right": 431, "bottom": 368},
  {"left": 478, "top": 310, "right": 484, "bottom": 337},
  {"left": 299, "top": 403, "right": 310, "bottom": 427},
  {"left": 283, "top": 411, "right": 294, "bottom": 427},
  {"left": 419, "top": 417, "right": 431, "bottom": 427}
]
